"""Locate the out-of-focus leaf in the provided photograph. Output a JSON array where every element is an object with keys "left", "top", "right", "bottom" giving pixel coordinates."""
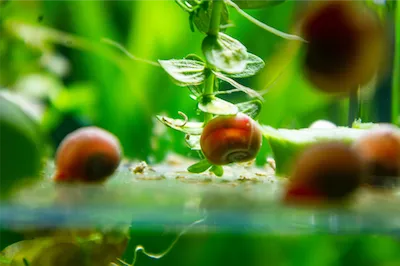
[
  {"left": 233, "top": 0, "right": 286, "bottom": 9},
  {"left": 193, "top": 0, "right": 230, "bottom": 33},
  {"left": 30, "top": 242, "right": 85, "bottom": 266},
  {"left": 157, "top": 115, "right": 203, "bottom": 135},
  {"left": 202, "top": 33, "right": 248, "bottom": 74},
  {"left": 236, "top": 99, "right": 262, "bottom": 119},
  {"left": 0, "top": 92, "right": 44, "bottom": 199},
  {"left": 198, "top": 95, "right": 238, "bottom": 115},
  {"left": 0, "top": 238, "right": 53, "bottom": 266},
  {"left": 159, "top": 59, "right": 206, "bottom": 86},
  {"left": 188, "top": 159, "right": 212, "bottom": 173},
  {"left": 51, "top": 83, "right": 97, "bottom": 117},
  {"left": 261, "top": 125, "right": 369, "bottom": 176},
  {"left": 14, "top": 73, "right": 63, "bottom": 102},
  {"left": 222, "top": 53, "right": 265, "bottom": 78}
]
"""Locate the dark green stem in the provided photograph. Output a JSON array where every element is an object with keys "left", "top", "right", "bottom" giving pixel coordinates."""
[
  {"left": 203, "top": 0, "right": 223, "bottom": 124},
  {"left": 348, "top": 89, "right": 359, "bottom": 127},
  {"left": 392, "top": 4, "right": 400, "bottom": 125},
  {"left": 208, "top": 0, "right": 223, "bottom": 36},
  {"left": 204, "top": 74, "right": 215, "bottom": 123}
]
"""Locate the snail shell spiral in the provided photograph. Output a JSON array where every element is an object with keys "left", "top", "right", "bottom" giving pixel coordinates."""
[{"left": 200, "top": 114, "right": 262, "bottom": 165}]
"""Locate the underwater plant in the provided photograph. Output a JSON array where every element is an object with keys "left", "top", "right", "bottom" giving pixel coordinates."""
[{"left": 156, "top": 0, "right": 305, "bottom": 176}]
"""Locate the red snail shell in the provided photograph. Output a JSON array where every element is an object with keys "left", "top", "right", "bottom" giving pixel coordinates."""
[
  {"left": 352, "top": 127, "right": 400, "bottom": 187},
  {"left": 200, "top": 113, "right": 262, "bottom": 165},
  {"left": 54, "top": 126, "right": 122, "bottom": 183},
  {"left": 300, "top": 1, "right": 385, "bottom": 94},
  {"left": 284, "top": 142, "right": 364, "bottom": 203}
]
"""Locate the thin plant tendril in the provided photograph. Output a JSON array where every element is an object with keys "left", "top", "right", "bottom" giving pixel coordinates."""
[
  {"left": 213, "top": 71, "right": 264, "bottom": 100},
  {"left": 118, "top": 217, "right": 206, "bottom": 266},
  {"left": 225, "top": 0, "right": 307, "bottom": 42},
  {"left": 101, "top": 38, "right": 161, "bottom": 67},
  {"left": 177, "top": 111, "right": 189, "bottom": 127}
]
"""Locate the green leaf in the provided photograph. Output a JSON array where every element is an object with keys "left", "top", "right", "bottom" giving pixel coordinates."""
[
  {"left": 236, "top": 99, "right": 262, "bottom": 119},
  {"left": 193, "top": 1, "right": 230, "bottom": 33},
  {"left": 352, "top": 119, "right": 399, "bottom": 130},
  {"left": 210, "top": 165, "right": 224, "bottom": 177},
  {"left": 202, "top": 33, "right": 248, "bottom": 74},
  {"left": 198, "top": 95, "right": 238, "bottom": 115},
  {"left": 188, "top": 159, "right": 212, "bottom": 173},
  {"left": 156, "top": 115, "right": 203, "bottom": 135},
  {"left": 223, "top": 53, "right": 265, "bottom": 78},
  {"left": 185, "top": 134, "right": 201, "bottom": 150},
  {"left": 159, "top": 59, "right": 206, "bottom": 86},
  {"left": 0, "top": 92, "right": 44, "bottom": 199},
  {"left": 233, "top": 0, "right": 286, "bottom": 9}
]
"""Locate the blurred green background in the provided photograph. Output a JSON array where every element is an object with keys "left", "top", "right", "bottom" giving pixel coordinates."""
[{"left": 0, "top": 0, "right": 396, "bottom": 162}]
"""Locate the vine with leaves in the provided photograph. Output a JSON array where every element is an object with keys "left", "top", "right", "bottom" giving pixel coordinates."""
[{"left": 156, "top": 0, "right": 304, "bottom": 176}]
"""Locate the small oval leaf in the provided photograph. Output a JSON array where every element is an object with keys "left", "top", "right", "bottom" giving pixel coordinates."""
[
  {"left": 159, "top": 59, "right": 206, "bottom": 86},
  {"left": 233, "top": 0, "right": 286, "bottom": 9},
  {"left": 193, "top": 1, "right": 230, "bottom": 33},
  {"left": 223, "top": 53, "right": 265, "bottom": 78},
  {"left": 198, "top": 96, "right": 238, "bottom": 115},
  {"left": 187, "top": 159, "right": 212, "bottom": 173},
  {"left": 202, "top": 33, "right": 248, "bottom": 74},
  {"left": 236, "top": 99, "right": 263, "bottom": 119},
  {"left": 210, "top": 165, "right": 224, "bottom": 177},
  {"left": 157, "top": 115, "right": 203, "bottom": 135}
]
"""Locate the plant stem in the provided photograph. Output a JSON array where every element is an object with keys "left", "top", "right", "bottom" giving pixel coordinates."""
[
  {"left": 348, "top": 89, "right": 359, "bottom": 127},
  {"left": 203, "top": 0, "right": 224, "bottom": 123},
  {"left": 392, "top": 4, "right": 400, "bottom": 125},
  {"left": 208, "top": 0, "right": 224, "bottom": 36},
  {"left": 204, "top": 74, "right": 215, "bottom": 123}
]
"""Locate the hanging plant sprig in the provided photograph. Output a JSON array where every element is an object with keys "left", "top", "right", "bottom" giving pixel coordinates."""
[{"left": 157, "top": 0, "right": 304, "bottom": 177}]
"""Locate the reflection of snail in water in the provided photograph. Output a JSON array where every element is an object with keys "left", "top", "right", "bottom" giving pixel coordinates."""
[
  {"left": 352, "top": 126, "right": 400, "bottom": 188},
  {"left": 53, "top": 127, "right": 122, "bottom": 183},
  {"left": 200, "top": 113, "right": 262, "bottom": 165},
  {"left": 284, "top": 142, "right": 364, "bottom": 204},
  {"left": 299, "top": 1, "right": 385, "bottom": 94}
]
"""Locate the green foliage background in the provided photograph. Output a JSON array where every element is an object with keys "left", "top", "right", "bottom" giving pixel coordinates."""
[{"left": 0, "top": 0, "right": 395, "bottom": 161}]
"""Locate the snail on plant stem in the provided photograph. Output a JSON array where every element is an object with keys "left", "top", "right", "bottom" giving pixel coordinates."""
[{"left": 200, "top": 113, "right": 262, "bottom": 165}]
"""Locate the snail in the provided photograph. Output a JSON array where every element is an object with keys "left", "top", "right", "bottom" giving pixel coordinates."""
[
  {"left": 54, "top": 126, "right": 122, "bottom": 183},
  {"left": 200, "top": 113, "right": 262, "bottom": 165},
  {"left": 299, "top": 1, "right": 385, "bottom": 94},
  {"left": 352, "top": 126, "right": 400, "bottom": 188},
  {"left": 284, "top": 142, "right": 364, "bottom": 204}
]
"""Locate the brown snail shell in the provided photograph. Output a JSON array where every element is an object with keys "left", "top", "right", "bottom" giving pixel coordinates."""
[
  {"left": 54, "top": 126, "right": 121, "bottom": 183},
  {"left": 200, "top": 113, "right": 262, "bottom": 165}
]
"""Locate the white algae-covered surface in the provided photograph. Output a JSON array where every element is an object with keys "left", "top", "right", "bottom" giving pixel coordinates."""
[{"left": 1, "top": 154, "right": 400, "bottom": 235}]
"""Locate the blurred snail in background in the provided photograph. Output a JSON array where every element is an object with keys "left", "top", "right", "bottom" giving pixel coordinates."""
[
  {"left": 54, "top": 127, "right": 122, "bottom": 183},
  {"left": 200, "top": 113, "right": 262, "bottom": 165},
  {"left": 299, "top": 0, "right": 385, "bottom": 94},
  {"left": 284, "top": 142, "right": 364, "bottom": 204},
  {"left": 352, "top": 126, "right": 400, "bottom": 188}
]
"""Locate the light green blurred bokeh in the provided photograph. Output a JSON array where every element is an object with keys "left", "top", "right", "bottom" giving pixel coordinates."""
[{"left": 0, "top": 0, "right": 390, "bottom": 161}]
